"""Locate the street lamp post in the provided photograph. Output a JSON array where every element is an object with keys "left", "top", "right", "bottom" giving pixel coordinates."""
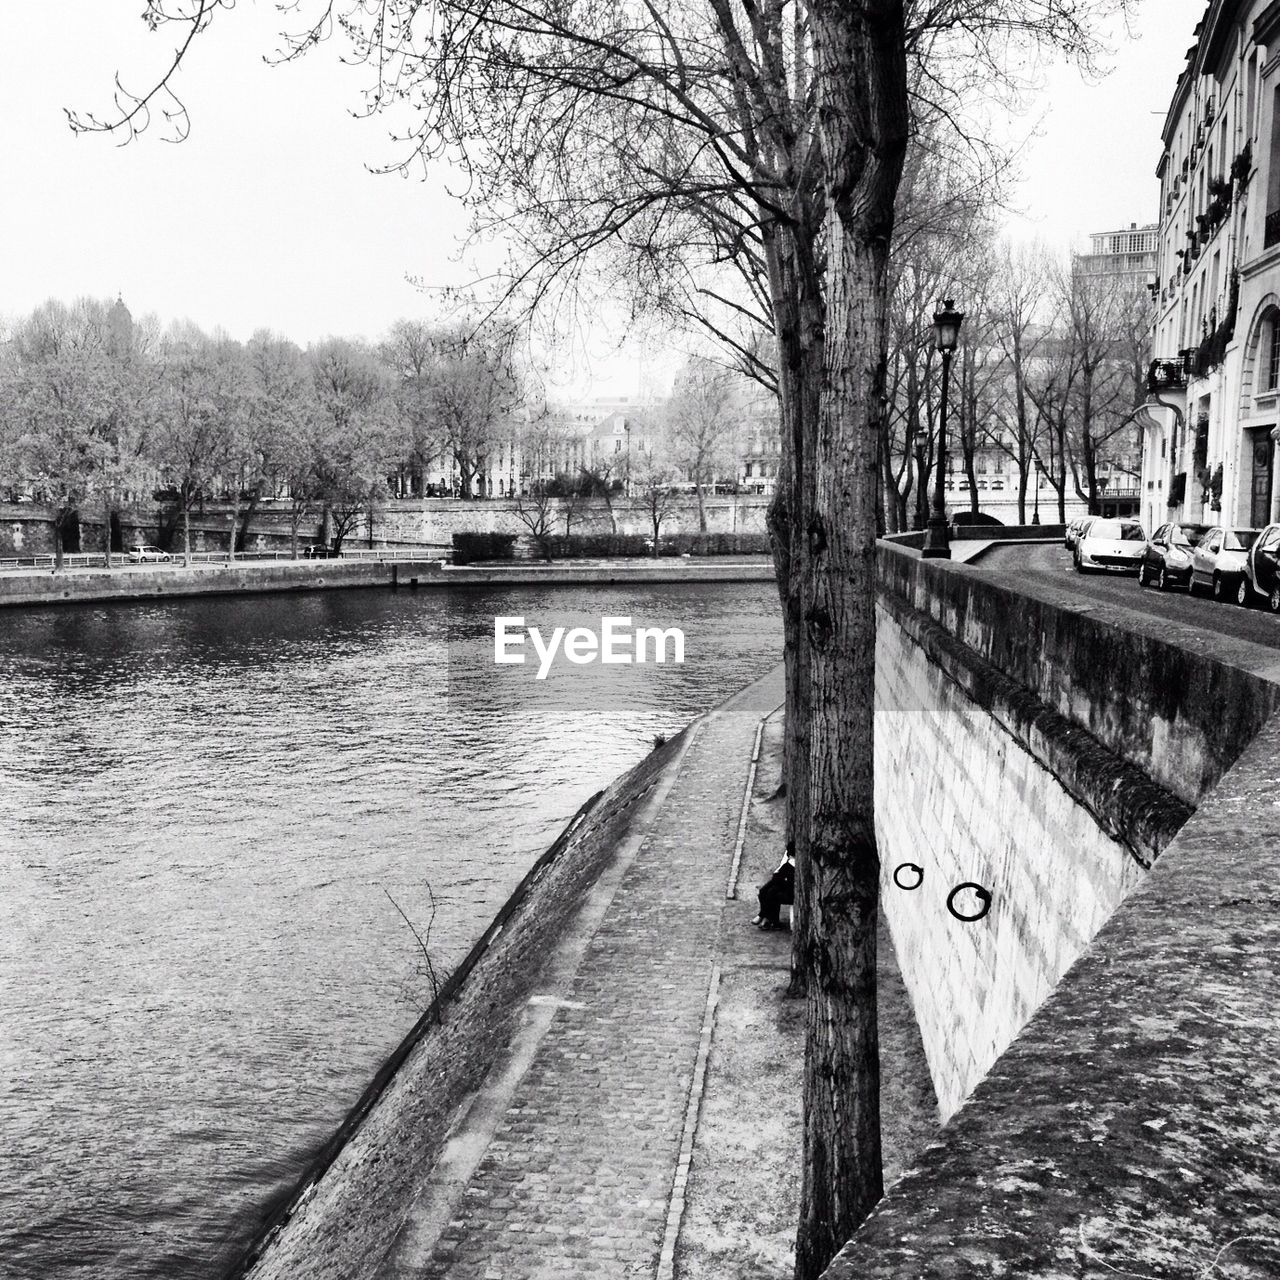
[
  {"left": 922, "top": 299, "right": 965, "bottom": 559},
  {"left": 1033, "top": 460, "right": 1042, "bottom": 525}
]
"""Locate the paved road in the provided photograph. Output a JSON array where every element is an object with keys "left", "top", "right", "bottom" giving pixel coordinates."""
[{"left": 979, "top": 541, "right": 1280, "bottom": 650}]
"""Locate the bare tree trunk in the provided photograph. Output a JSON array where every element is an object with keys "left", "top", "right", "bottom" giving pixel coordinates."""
[
  {"left": 696, "top": 481, "right": 708, "bottom": 532},
  {"left": 228, "top": 489, "right": 240, "bottom": 563},
  {"left": 183, "top": 505, "right": 192, "bottom": 568},
  {"left": 237, "top": 477, "right": 266, "bottom": 554},
  {"left": 796, "top": 219, "right": 887, "bottom": 1280},
  {"left": 763, "top": 218, "right": 814, "bottom": 1002},
  {"left": 794, "top": 1, "right": 905, "bottom": 1272},
  {"left": 103, "top": 495, "right": 113, "bottom": 570},
  {"left": 53, "top": 509, "right": 66, "bottom": 572}
]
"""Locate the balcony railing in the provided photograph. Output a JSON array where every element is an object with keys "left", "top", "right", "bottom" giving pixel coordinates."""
[
  {"left": 1147, "top": 358, "right": 1188, "bottom": 393},
  {"left": 1266, "top": 209, "right": 1280, "bottom": 249}
]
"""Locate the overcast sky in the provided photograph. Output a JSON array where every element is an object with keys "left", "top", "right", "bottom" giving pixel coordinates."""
[{"left": 1, "top": 1, "right": 1205, "bottom": 390}]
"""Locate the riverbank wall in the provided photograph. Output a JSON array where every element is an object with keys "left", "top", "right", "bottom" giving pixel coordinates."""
[
  {"left": 0, "top": 558, "right": 776, "bottom": 609},
  {"left": 0, "top": 495, "right": 773, "bottom": 558}
]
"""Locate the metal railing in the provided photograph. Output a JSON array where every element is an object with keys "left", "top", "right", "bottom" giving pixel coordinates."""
[{"left": 334, "top": 546, "right": 451, "bottom": 561}]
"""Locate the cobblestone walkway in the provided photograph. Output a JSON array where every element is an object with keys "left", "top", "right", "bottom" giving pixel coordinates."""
[{"left": 379, "top": 668, "right": 785, "bottom": 1280}]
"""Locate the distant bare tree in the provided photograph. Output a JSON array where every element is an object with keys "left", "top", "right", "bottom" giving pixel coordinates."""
[
  {"left": 666, "top": 358, "right": 741, "bottom": 531},
  {"left": 512, "top": 483, "right": 556, "bottom": 559},
  {"left": 308, "top": 337, "right": 394, "bottom": 552},
  {"left": 152, "top": 324, "right": 247, "bottom": 566},
  {"left": 381, "top": 319, "right": 445, "bottom": 496},
  {"left": 424, "top": 323, "right": 522, "bottom": 500}
]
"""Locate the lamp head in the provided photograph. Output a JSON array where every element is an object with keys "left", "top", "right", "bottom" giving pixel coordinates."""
[{"left": 933, "top": 299, "right": 964, "bottom": 353}]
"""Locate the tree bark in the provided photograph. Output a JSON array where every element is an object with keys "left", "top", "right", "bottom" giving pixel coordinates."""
[
  {"left": 53, "top": 509, "right": 66, "bottom": 572},
  {"left": 795, "top": 1, "right": 906, "bottom": 1274},
  {"left": 762, "top": 216, "right": 815, "bottom": 1001},
  {"left": 228, "top": 489, "right": 241, "bottom": 563},
  {"left": 237, "top": 477, "right": 266, "bottom": 553},
  {"left": 796, "top": 219, "right": 888, "bottom": 1280}
]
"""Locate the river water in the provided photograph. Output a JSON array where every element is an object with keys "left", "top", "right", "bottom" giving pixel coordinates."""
[{"left": 0, "top": 581, "right": 782, "bottom": 1280}]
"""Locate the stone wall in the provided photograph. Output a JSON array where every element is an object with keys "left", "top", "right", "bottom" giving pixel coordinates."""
[
  {"left": 860, "top": 539, "right": 1280, "bottom": 1271},
  {"left": 826, "top": 708, "right": 1280, "bottom": 1280},
  {"left": 0, "top": 559, "right": 441, "bottom": 609},
  {"left": 872, "top": 539, "right": 1280, "bottom": 1119},
  {"left": 875, "top": 599, "right": 1148, "bottom": 1118},
  {"left": 878, "top": 544, "right": 1280, "bottom": 805},
  {"left": 0, "top": 495, "right": 773, "bottom": 558}
]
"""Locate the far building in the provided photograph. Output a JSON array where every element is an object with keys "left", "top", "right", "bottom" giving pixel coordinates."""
[{"left": 1076, "top": 223, "right": 1160, "bottom": 291}]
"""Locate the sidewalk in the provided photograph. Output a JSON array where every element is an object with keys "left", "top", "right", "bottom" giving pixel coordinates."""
[{"left": 376, "top": 665, "right": 937, "bottom": 1280}]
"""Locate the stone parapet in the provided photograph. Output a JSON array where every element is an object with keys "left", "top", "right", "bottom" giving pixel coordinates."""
[{"left": 878, "top": 540, "right": 1280, "bottom": 805}]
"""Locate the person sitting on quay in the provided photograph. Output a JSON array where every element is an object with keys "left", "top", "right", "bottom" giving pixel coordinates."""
[{"left": 751, "top": 840, "right": 794, "bottom": 932}]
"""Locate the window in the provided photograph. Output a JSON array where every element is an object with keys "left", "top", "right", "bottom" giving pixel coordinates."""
[{"left": 1268, "top": 314, "right": 1280, "bottom": 391}]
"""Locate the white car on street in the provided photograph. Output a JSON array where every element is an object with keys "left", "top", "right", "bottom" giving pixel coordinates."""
[
  {"left": 1188, "top": 526, "right": 1260, "bottom": 602},
  {"left": 1073, "top": 518, "right": 1146, "bottom": 573},
  {"left": 126, "top": 544, "right": 173, "bottom": 564}
]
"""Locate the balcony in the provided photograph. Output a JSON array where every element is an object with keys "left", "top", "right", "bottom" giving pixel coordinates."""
[
  {"left": 1267, "top": 209, "right": 1280, "bottom": 249},
  {"left": 1147, "top": 358, "right": 1188, "bottom": 393}
]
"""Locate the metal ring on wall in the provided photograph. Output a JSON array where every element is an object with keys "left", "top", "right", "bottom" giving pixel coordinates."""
[
  {"left": 892, "top": 862, "right": 924, "bottom": 891},
  {"left": 946, "top": 882, "right": 993, "bottom": 922}
]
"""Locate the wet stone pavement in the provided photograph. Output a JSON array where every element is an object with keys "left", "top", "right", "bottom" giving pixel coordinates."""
[{"left": 379, "top": 669, "right": 786, "bottom": 1280}]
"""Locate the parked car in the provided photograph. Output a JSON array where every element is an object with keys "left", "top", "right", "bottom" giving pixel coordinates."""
[
  {"left": 1240, "top": 522, "right": 1280, "bottom": 611},
  {"left": 1188, "top": 526, "right": 1260, "bottom": 602},
  {"left": 1074, "top": 518, "right": 1146, "bottom": 573},
  {"left": 1064, "top": 516, "right": 1094, "bottom": 550},
  {"left": 302, "top": 544, "right": 333, "bottom": 559},
  {"left": 951, "top": 511, "right": 1004, "bottom": 528},
  {"left": 126, "top": 544, "right": 172, "bottom": 564},
  {"left": 1137, "top": 522, "right": 1209, "bottom": 591}
]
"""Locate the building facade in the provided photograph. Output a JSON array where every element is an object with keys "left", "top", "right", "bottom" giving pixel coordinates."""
[
  {"left": 1144, "top": 0, "right": 1280, "bottom": 534},
  {"left": 1077, "top": 223, "right": 1160, "bottom": 289}
]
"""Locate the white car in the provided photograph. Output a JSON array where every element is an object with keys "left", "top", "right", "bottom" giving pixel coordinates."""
[
  {"left": 1189, "top": 526, "right": 1260, "bottom": 602},
  {"left": 1073, "top": 518, "right": 1146, "bottom": 573},
  {"left": 126, "top": 544, "right": 173, "bottom": 564}
]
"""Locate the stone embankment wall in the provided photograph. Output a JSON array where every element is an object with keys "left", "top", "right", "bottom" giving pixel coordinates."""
[
  {"left": 229, "top": 726, "right": 694, "bottom": 1280},
  {"left": 852, "top": 540, "right": 1280, "bottom": 1276},
  {"left": 874, "top": 542, "right": 1280, "bottom": 1119},
  {"left": 0, "top": 558, "right": 774, "bottom": 610},
  {"left": 876, "top": 610, "right": 1148, "bottom": 1118},
  {"left": 830, "top": 607, "right": 1280, "bottom": 1277},
  {"left": 0, "top": 559, "right": 438, "bottom": 609},
  {"left": 0, "top": 495, "right": 773, "bottom": 558}
]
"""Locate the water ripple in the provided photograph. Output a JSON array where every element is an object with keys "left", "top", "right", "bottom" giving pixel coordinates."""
[{"left": 0, "top": 582, "right": 781, "bottom": 1279}]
